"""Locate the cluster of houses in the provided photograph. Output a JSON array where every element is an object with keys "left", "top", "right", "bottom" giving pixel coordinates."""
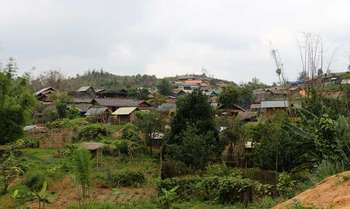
[{"left": 35, "top": 86, "right": 152, "bottom": 124}]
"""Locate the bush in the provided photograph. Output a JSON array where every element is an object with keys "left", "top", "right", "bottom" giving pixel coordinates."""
[
  {"left": 158, "top": 175, "right": 255, "bottom": 203},
  {"left": 121, "top": 123, "right": 140, "bottom": 141},
  {"left": 161, "top": 160, "right": 191, "bottom": 179},
  {"left": 77, "top": 124, "right": 110, "bottom": 141},
  {"left": 106, "top": 170, "right": 145, "bottom": 187},
  {"left": 47, "top": 118, "right": 88, "bottom": 129},
  {"left": 310, "top": 160, "right": 344, "bottom": 183},
  {"left": 277, "top": 172, "right": 296, "bottom": 198},
  {"left": 15, "top": 137, "right": 39, "bottom": 148},
  {"left": 24, "top": 171, "right": 47, "bottom": 192},
  {"left": 205, "top": 164, "right": 241, "bottom": 177}
]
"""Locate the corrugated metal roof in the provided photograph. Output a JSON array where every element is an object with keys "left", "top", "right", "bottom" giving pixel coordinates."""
[
  {"left": 74, "top": 103, "right": 92, "bottom": 112},
  {"left": 261, "top": 100, "right": 288, "bottom": 108},
  {"left": 95, "top": 98, "right": 144, "bottom": 107},
  {"left": 80, "top": 142, "right": 105, "bottom": 150},
  {"left": 35, "top": 87, "right": 55, "bottom": 96},
  {"left": 73, "top": 97, "right": 95, "bottom": 103},
  {"left": 77, "top": 86, "right": 93, "bottom": 92},
  {"left": 112, "top": 107, "right": 137, "bottom": 115},
  {"left": 157, "top": 103, "right": 176, "bottom": 111},
  {"left": 85, "top": 107, "right": 109, "bottom": 116}
]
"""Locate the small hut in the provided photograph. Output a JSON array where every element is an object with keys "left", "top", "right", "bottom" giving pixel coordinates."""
[
  {"left": 80, "top": 142, "right": 105, "bottom": 167},
  {"left": 85, "top": 107, "right": 111, "bottom": 123},
  {"left": 112, "top": 107, "right": 138, "bottom": 124}
]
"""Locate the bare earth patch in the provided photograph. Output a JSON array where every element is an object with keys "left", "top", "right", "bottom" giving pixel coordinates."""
[
  {"left": 27, "top": 176, "right": 157, "bottom": 209},
  {"left": 274, "top": 171, "right": 350, "bottom": 209}
]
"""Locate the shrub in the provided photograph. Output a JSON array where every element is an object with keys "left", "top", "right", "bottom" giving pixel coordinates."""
[
  {"left": 114, "top": 140, "right": 129, "bottom": 155},
  {"left": 24, "top": 171, "right": 47, "bottom": 192},
  {"left": 205, "top": 164, "right": 241, "bottom": 177},
  {"left": 161, "top": 160, "right": 191, "bottom": 179},
  {"left": 311, "top": 160, "right": 344, "bottom": 183},
  {"left": 106, "top": 170, "right": 145, "bottom": 187},
  {"left": 121, "top": 123, "right": 140, "bottom": 141},
  {"left": 158, "top": 175, "right": 255, "bottom": 204},
  {"left": 158, "top": 176, "right": 202, "bottom": 200},
  {"left": 47, "top": 118, "right": 88, "bottom": 129},
  {"left": 77, "top": 124, "right": 110, "bottom": 141},
  {"left": 277, "top": 172, "right": 296, "bottom": 198},
  {"left": 15, "top": 137, "right": 39, "bottom": 148}
]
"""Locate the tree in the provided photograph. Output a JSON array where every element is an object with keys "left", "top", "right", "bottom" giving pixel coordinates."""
[
  {"left": 167, "top": 90, "right": 222, "bottom": 168},
  {"left": 135, "top": 111, "right": 163, "bottom": 155},
  {"left": 157, "top": 79, "right": 172, "bottom": 96},
  {"left": 167, "top": 126, "right": 217, "bottom": 169},
  {"left": 72, "top": 148, "right": 92, "bottom": 200},
  {"left": 50, "top": 91, "right": 76, "bottom": 119},
  {"left": 0, "top": 69, "right": 36, "bottom": 144},
  {"left": 218, "top": 85, "right": 241, "bottom": 108}
]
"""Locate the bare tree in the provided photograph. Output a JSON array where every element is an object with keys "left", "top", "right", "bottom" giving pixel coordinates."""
[{"left": 297, "top": 33, "right": 337, "bottom": 82}]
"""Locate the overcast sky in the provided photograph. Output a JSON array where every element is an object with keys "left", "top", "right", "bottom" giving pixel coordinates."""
[{"left": 1, "top": 0, "right": 350, "bottom": 83}]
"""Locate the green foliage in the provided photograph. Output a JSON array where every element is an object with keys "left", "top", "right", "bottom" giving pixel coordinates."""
[
  {"left": 128, "top": 88, "right": 150, "bottom": 100},
  {"left": 105, "top": 170, "right": 145, "bottom": 187},
  {"left": 24, "top": 170, "right": 47, "bottom": 192},
  {"left": 169, "top": 90, "right": 218, "bottom": 145},
  {"left": 277, "top": 172, "right": 296, "bottom": 198},
  {"left": 158, "top": 186, "right": 178, "bottom": 209},
  {"left": 166, "top": 90, "right": 221, "bottom": 168},
  {"left": 47, "top": 117, "right": 88, "bottom": 129},
  {"left": 310, "top": 160, "right": 344, "bottom": 183},
  {"left": 72, "top": 148, "right": 92, "bottom": 199},
  {"left": 158, "top": 175, "right": 255, "bottom": 204},
  {"left": 157, "top": 79, "right": 172, "bottom": 96},
  {"left": 166, "top": 126, "right": 218, "bottom": 169},
  {"left": 0, "top": 152, "right": 23, "bottom": 194},
  {"left": 161, "top": 160, "right": 191, "bottom": 179},
  {"left": 205, "top": 164, "right": 240, "bottom": 177},
  {"left": 218, "top": 85, "right": 241, "bottom": 108},
  {"left": 15, "top": 137, "right": 39, "bottom": 148},
  {"left": 135, "top": 111, "right": 163, "bottom": 154},
  {"left": 77, "top": 124, "right": 110, "bottom": 141},
  {"left": 0, "top": 71, "right": 36, "bottom": 144},
  {"left": 121, "top": 123, "right": 140, "bottom": 141}
]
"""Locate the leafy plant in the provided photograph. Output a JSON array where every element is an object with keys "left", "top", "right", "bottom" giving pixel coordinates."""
[
  {"left": 72, "top": 148, "right": 92, "bottom": 199},
  {"left": 277, "top": 172, "right": 296, "bottom": 198},
  {"left": 158, "top": 186, "right": 178, "bottom": 209},
  {"left": 77, "top": 124, "right": 110, "bottom": 141},
  {"left": 106, "top": 170, "right": 145, "bottom": 187}
]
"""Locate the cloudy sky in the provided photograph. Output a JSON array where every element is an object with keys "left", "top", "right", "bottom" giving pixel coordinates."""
[{"left": 0, "top": 0, "right": 350, "bottom": 83}]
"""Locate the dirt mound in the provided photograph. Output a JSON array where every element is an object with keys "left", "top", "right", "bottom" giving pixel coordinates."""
[{"left": 274, "top": 171, "right": 350, "bottom": 209}]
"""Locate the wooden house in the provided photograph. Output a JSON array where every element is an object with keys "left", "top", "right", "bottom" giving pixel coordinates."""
[
  {"left": 35, "top": 87, "right": 56, "bottom": 103},
  {"left": 95, "top": 98, "right": 151, "bottom": 112},
  {"left": 85, "top": 107, "right": 111, "bottom": 123},
  {"left": 112, "top": 107, "right": 138, "bottom": 124}
]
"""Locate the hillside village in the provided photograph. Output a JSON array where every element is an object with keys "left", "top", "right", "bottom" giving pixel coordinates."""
[{"left": 3, "top": 62, "right": 350, "bottom": 208}]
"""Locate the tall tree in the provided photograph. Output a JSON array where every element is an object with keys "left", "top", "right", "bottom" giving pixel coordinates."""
[
  {"left": 0, "top": 67, "right": 36, "bottom": 144},
  {"left": 167, "top": 90, "right": 221, "bottom": 168},
  {"left": 135, "top": 111, "right": 163, "bottom": 155},
  {"left": 157, "top": 79, "right": 172, "bottom": 96},
  {"left": 218, "top": 85, "right": 241, "bottom": 108}
]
